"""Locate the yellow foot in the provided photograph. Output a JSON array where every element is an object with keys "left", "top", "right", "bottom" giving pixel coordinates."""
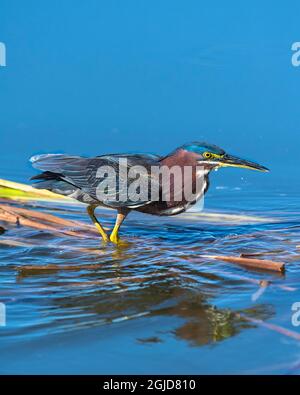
[
  {"left": 110, "top": 234, "right": 119, "bottom": 244},
  {"left": 109, "top": 234, "right": 130, "bottom": 247}
]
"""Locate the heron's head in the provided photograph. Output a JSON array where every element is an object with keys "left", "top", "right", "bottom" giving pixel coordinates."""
[{"left": 181, "top": 142, "right": 269, "bottom": 172}]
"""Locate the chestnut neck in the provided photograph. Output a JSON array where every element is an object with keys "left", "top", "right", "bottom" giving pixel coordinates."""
[{"left": 160, "top": 148, "right": 213, "bottom": 171}]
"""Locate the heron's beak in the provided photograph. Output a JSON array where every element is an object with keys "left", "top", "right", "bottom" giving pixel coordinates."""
[{"left": 217, "top": 154, "right": 269, "bottom": 172}]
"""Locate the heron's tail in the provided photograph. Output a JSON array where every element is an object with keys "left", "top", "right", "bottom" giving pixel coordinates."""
[
  {"left": 30, "top": 153, "right": 81, "bottom": 171},
  {"left": 30, "top": 154, "right": 82, "bottom": 196},
  {"left": 30, "top": 171, "right": 77, "bottom": 196}
]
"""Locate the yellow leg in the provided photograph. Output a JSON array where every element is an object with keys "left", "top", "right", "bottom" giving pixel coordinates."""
[
  {"left": 86, "top": 205, "right": 109, "bottom": 242},
  {"left": 110, "top": 211, "right": 128, "bottom": 244}
]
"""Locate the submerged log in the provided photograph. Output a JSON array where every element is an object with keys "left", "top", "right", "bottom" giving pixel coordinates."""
[{"left": 201, "top": 254, "right": 285, "bottom": 273}]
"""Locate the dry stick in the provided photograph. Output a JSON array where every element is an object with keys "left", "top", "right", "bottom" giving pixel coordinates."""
[
  {"left": 201, "top": 254, "right": 285, "bottom": 273},
  {"left": 0, "top": 206, "right": 91, "bottom": 238},
  {"left": 0, "top": 204, "right": 106, "bottom": 233},
  {"left": 0, "top": 204, "right": 110, "bottom": 235},
  {"left": 14, "top": 205, "right": 109, "bottom": 232},
  {"left": 0, "top": 204, "right": 82, "bottom": 227}
]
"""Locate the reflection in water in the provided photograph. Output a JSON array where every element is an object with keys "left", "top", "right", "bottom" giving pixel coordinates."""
[
  {"left": 7, "top": 237, "right": 274, "bottom": 347},
  {"left": 157, "top": 300, "right": 274, "bottom": 347}
]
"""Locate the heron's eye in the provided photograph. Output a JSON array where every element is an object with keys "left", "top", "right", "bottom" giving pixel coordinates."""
[{"left": 203, "top": 152, "right": 212, "bottom": 159}]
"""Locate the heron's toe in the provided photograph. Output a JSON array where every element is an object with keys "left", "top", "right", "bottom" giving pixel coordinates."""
[{"left": 110, "top": 235, "right": 130, "bottom": 247}]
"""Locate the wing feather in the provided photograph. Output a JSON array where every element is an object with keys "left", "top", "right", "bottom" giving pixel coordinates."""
[{"left": 30, "top": 153, "right": 161, "bottom": 208}]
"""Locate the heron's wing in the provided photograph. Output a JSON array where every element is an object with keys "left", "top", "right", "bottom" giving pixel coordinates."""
[{"left": 30, "top": 153, "right": 161, "bottom": 208}]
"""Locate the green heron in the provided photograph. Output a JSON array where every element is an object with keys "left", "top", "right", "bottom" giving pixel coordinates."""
[{"left": 30, "top": 142, "right": 268, "bottom": 244}]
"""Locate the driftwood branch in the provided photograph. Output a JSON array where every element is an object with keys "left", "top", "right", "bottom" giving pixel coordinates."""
[
  {"left": 203, "top": 254, "right": 285, "bottom": 273},
  {"left": 0, "top": 204, "right": 108, "bottom": 238}
]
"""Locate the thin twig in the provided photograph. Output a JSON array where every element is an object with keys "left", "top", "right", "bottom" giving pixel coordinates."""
[{"left": 236, "top": 313, "right": 300, "bottom": 341}]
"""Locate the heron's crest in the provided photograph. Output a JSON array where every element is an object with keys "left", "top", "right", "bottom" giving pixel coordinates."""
[{"left": 181, "top": 142, "right": 225, "bottom": 156}]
